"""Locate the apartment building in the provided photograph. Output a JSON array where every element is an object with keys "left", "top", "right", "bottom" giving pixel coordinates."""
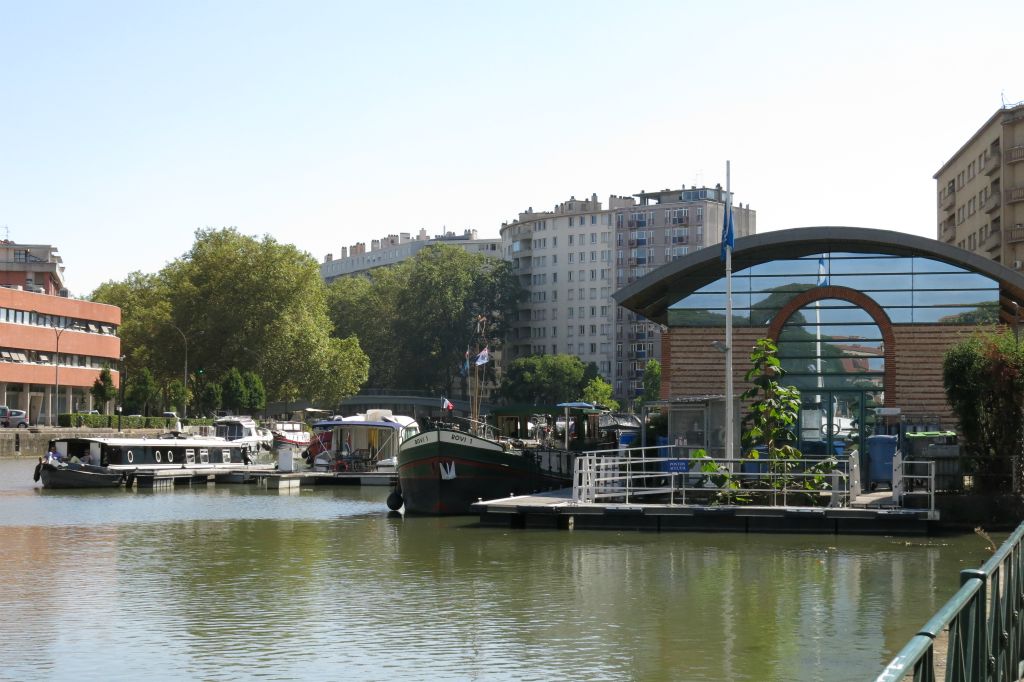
[
  {"left": 500, "top": 187, "right": 755, "bottom": 405},
  {"left": 0, "top": 242, "right": 122, "bottom": 424},
  {"left": 613, "top": 187, "right": 755, "bottom": 400},
  {"left": 321, "top": 228, "right": 501, "bottom": 282},
  {"left": 934, "top": 102, "right": 1024, "bottom": 266}
]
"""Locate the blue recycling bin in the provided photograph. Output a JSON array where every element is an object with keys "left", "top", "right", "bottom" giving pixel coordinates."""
[
  {"left": 866, "top": 435, "right": 898, "bottom": 490},
  {"left": 619, "top": 431, "right": 638, "bottom": 448}
]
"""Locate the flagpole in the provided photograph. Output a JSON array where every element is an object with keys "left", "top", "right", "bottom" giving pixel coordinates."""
[{"left": 724, "top": 161, "right": 734, "bottom": 464}]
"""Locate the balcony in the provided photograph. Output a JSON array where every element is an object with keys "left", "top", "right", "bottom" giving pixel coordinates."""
[
  {"left": 940, "top": 189, "right": 956, "bottom": 211},
  {"left": 1007, "top": 186, "right": 1024, "bottom": 205},
  {"left": 983, "top": 192, "right": 1001, "bottom": 214},
  {"left": 671, "top": 236, "right": 689, "bottom": 244},
  {"left": 1007, "top": 146, "right": 1024, "bottom": 164},
  {"left": 1007, "top": 225, "right": 1024, "bottom": 245},
  {"left": 984, "top": 149, "right": 1002, "bottom": 176},
  {"left": 670, "top": 216, "right": 689, "bottom": 225}
]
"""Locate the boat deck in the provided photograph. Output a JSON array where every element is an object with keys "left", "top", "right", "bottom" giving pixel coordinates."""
[{"left": 472, "top": 488, "right": 937, "bottom": 535}]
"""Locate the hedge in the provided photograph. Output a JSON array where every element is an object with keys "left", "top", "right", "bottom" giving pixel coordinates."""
[{"left": 58, "top": 413, "right": 216, "bottom": 429}]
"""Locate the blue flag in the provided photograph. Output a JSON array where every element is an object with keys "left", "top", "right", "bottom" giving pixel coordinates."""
[
  {"left": 720, "top": 202, "right": 734, "bottom": 262},
  {"left": 817, "top": 256, "right": 829, "bottom": 286}
]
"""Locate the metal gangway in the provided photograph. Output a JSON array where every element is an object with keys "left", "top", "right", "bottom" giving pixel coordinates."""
[
  {"left": 877, "top": 520, "right": 1024, "bottom": 681},
  {"left": 572, "top": 443, "right": 936, "bottom": 512}
]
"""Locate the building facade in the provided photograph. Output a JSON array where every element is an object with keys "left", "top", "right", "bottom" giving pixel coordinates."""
[
  {"left": 615, "top": 227, "right": 1021, "bottom": 456},
  {"left": 500, "top": 187, "right": 755, "bottom": 405},
  {"left": 0, "top": 240, "right": 67, "bottom": 295},
  {"left": 320, "top": 228, "right": 501, "bottom": 282},
  {"left": 935, "top": 102, "right": 1024, "bottom": 266},
  {"left": 1, "top": 245, "right": 122, "bottom": 424}
]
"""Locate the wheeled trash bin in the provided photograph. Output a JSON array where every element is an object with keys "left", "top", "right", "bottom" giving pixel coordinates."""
[{"left": 866, "top": 434, "right": 898, "bottom": 491}]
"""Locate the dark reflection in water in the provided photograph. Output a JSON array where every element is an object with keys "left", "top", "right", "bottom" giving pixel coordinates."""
[{"left": 0, "top": 459, "right": 995, "bottom": 681}]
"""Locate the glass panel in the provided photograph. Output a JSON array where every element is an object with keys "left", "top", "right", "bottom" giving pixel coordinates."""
[
  {"left": 747, "top": 259, "right": 821, "bottom": 276},
  {"left": 913, "top": 289, "right": 1000, "bottom": 306},
  {"left": 670, "top": 292, "right": 750, "bottom": 309},
  {"left": 750, "top": 276, "right": 818, "bottom": 290},
  {"left": 913, "top": 272, "right": 997, "bottom": 290},
  {"left": 830, "top": 274, "right": 912, "bottom": 290},
  {"left": 863, "top": 290, "right": 913, "bottom": 307},
  {"left": 918, "top": 305, "right": 1001, "bottom": 325},
  {"left": 827, "top": 256, "right": 913, "bottom": 275},
  {"left": 912, "top": 257, "right": 968, "bottom": 274}
]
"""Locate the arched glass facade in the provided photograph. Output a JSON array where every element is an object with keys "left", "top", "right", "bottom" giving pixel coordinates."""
[{"left": 667, "top": 252, "right": 1000, "bottom": 328}]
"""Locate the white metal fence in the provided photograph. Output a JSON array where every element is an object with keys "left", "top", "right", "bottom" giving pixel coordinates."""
[{"left": 571, "top": 444, "right": 935, "bottom": 511}]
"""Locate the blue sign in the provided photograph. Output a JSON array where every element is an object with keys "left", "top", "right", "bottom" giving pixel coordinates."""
[{"left": 664, "top": 459, "right": 690, "bottom": 473}]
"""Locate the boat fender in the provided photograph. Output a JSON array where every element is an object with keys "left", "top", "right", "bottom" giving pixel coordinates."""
[
  {"left": 386, "top": 490, "right": 404, "bottom": 511},
  {"left": 33, "top": 459, "right": 41, "bottom": 482}
]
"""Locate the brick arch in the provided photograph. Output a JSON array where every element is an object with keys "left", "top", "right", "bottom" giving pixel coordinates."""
[{"left": 765, "top": 285, "right": 895, "bottom": 400}]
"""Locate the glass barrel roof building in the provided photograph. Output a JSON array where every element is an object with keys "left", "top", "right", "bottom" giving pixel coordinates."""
[{"left": 614, "top": 226, "right": 1024, "bottom": 439}]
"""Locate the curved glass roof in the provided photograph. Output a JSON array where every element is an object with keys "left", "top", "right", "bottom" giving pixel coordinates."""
[{"left": 667, "top": 253, "right": 999, "bottom": 327}]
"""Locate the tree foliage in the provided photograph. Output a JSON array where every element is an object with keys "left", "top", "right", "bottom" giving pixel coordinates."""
[
  {"left": 243, "top": 371, "right": 266, "bottom": 415},
  {"left": 327, "top": 244, "right": 521, "bottom": 394},
  {"left": 638, "top": 359, "right": 662, "bottom": 407},
  {"left": 582, "top": 376, "right": 619, "bottom": 411},
  {"left": 126, "top": 367, "right": 161, "bottom": 416},
  {"left": 943, "top": 331, "right": 1024, "bottom": 493},
  {"left": 90, "top": 367, "right": 117, "bottom": 412},
  {"left": 740, "top": 338, "right": 802, "bottom": 460},
  {"left": 499, "top": 354, "right": 587, "bottom": 405},
  {"left": 92, "top": 228, "right": 369, "bottom": 408},
  {"left": 221, "top": 367, "right": 248, "bottom": 414}
]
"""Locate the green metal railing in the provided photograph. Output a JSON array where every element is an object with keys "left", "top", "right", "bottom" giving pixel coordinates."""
[{"left": 876, "top": 521, "right": 1024, "bottom": 681}]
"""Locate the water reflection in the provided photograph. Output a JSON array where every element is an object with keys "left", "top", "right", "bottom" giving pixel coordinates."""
[{"left": 0, "top": 459, "right": 997, "bottom": 681}]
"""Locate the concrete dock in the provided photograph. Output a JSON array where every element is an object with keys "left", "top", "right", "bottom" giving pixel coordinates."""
[{"left": 473, "top": 489, "right": 936, "bottom": 535}]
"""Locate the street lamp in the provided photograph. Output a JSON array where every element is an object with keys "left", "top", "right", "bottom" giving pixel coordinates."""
[
  {"left": 33, "top": 311, "right": 69, "bottom": 426},
  {"left": 170, "top": 324, "right": 191, "bottom": 419},
  {"left": 117, "top": 354, "right": 126, "bottom": 432}
]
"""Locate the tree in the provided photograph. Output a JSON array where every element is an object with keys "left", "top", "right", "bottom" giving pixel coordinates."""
[
  {"left": 90, "top": 367, "right": 117, "bottom": 413},
  {"left": 740, "top": 338, "right": 802, "bottom": 461},
  {"left": 636, "top": 359, "right": 662, "bottom": 409},
  {"left": 943, "top": 331, "right": 1023, "bottom": 494},
  {"left": 328, "top": 244, "right": 522, "bottom": 394},
  {"left": 221, "top": 368, "right": 248, "bottom": 414},
  {"left": 165, "top": 379, "right": 186, "bottom": 416},
  {"left": 126, "top": 367, "right": 160, "bottom": 415},
  {"left": 94, "top": 228, "right": 370, "bottom": 407},
  {"left": 196, "top": 382, "right": 223, "bottom": 417},
  {"left": 499, "top": 354, "right": 587, "bottom": 405},
  {"left": 242, "top": 371, "right": 266, "bottom": 415},
  {"left": 582, "top": 376, "right": 619, "bottom": 411}
]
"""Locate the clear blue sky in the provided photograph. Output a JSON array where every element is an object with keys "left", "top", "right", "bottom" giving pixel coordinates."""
[{"left": 2, "top": 0, "right": 1021, "bottom": 295}]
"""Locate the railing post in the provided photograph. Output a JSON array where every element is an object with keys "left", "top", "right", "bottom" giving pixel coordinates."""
[{"left": 961, "top": 568, "right": 991, "bottom": 679}]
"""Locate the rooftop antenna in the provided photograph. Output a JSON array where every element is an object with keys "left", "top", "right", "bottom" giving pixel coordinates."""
[
  {"left": 692, "top": 170, "right": 704, "bottom": 187},
  {"left": 1002, "top": 90, "right": 1007, "bottom": 108},
  {"left": 0, "top": 225, "right": 8, "bottom": 240}
]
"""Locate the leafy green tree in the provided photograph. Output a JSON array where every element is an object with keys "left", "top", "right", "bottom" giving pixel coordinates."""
[
  {"left": 943, "top": 331, "right": 1023, "bottom": 494},
  {"left": 94, "top": 228, "right": 369, "bottom": 408},
  {"left": 740, "top": 338, "right": 802, "bottom": 461},
  {"left": 242, "top": 371, "right": 266, "bottom": 415},
  {"left": 165, "top": 379, "right": 186, "bottom": 416},
  {"left": 582, "top": 376, "right": 619, "bottom": 411},
  {"left": 196, "top": 382, "right": 223, "bottom": 417},
  {"left": 637, "top": 359, "right": 662, "bottom": 408},
  {"left": 90, "top": 367, "right": 117, "bottom": 413},
  {"left": 328, "top": 244, "right": 521, "bottom": 394},
  {"left": 500, "top": 354, "right": 587, "bottom": 405},
  {"left": 126, "top": 367, "right": 161, "bottom": 415},
  {"left": 221, "top": 367, "right": 248, "bottom": 414}
]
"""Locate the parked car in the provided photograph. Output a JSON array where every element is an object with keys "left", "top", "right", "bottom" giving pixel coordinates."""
[
  {"left": 2, "top": 408, "right": 29, "bottom": 428},
  {"left": 162, "top": 411, "right": 178, "bottom": 419}
]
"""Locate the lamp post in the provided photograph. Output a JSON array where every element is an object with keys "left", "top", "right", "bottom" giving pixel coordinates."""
[
  {"left": 33, "top": 311, "right": 69, "bottom": 426},
  {"left": 170, "top": 324, "right": 189, "bottom": 419},
  {"left": 117, "top": 354, "right": 126, "bottom": 432}
]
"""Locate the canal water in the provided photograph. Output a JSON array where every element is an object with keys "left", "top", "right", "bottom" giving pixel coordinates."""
[{"left": 0, "top": 458, "right": 997, "bottom": 682}]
